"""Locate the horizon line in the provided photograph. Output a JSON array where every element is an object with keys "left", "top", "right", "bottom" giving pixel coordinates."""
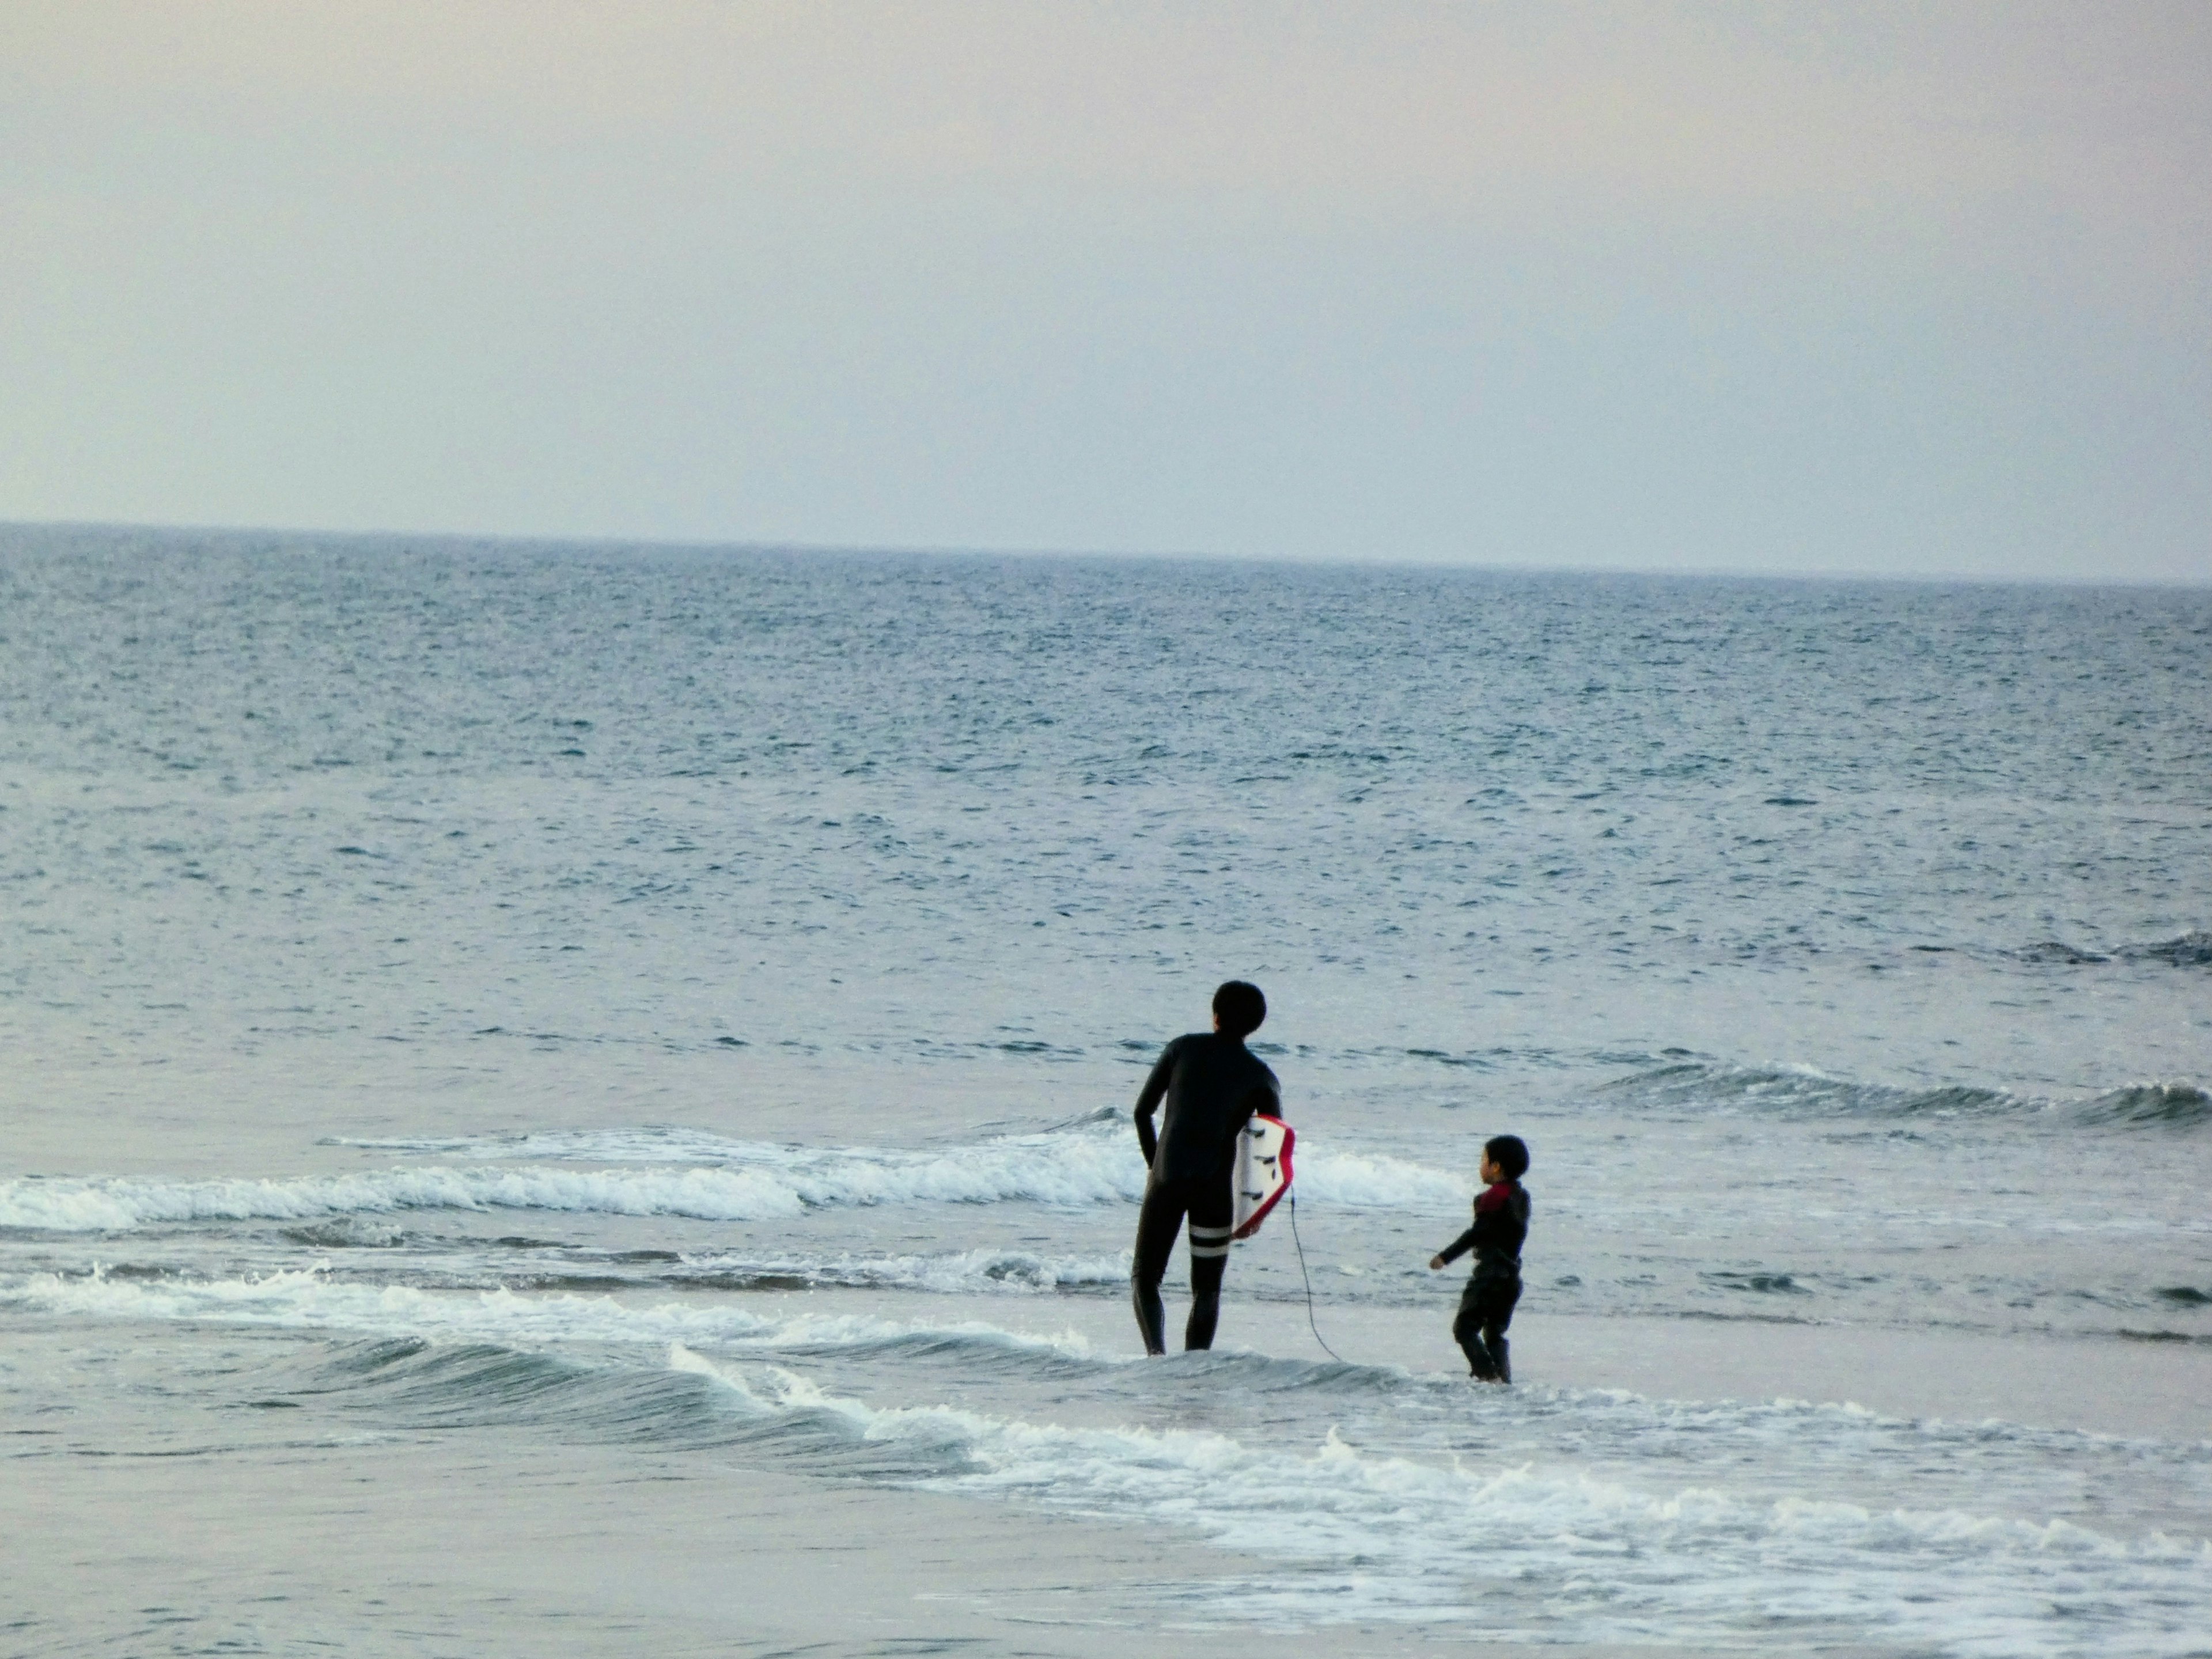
[{"left": 4, "top": 515, "right": 2205, "bottom": 594}]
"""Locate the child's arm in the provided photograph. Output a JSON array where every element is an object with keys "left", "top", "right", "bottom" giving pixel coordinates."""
[
  {"left": 1435, "top": 1185, "right": 1519, "bottom": 1270},
  {"left": 1428, "top": 1229, "right": 1477, "bottom": 1271}
]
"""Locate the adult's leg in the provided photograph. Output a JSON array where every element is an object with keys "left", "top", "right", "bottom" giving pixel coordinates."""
[
  {"left": 1184, "top": 1236, "right": 1229, "bottom": 1350},
  {"left": 1183, "top": 1181, "right": 1234, "bottom": 1350},
  {"left": 1130, "top": 1180, "right": 1187, "bottom": 1356}
]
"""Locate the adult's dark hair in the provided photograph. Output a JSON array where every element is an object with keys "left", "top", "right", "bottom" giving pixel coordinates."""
[
  {"left": 1484, "top": 1134, "right": 1530, "bottom": 1181},
  {"left": 1212, "top": 980, "right": 1267, "bottom": 1039}
]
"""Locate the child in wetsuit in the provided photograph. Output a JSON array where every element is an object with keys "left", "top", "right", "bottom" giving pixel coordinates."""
[{"left": 1428, "top": 1135, "right": 1531, "bottom": 1383}]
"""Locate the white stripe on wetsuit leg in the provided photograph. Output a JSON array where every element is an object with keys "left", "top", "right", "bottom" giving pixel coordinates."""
[{"left": 1190, "top": 1222, "right": 1232, "bottom": 1258}]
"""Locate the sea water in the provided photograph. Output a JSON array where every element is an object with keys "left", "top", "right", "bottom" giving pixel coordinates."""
[{"left": 2, "top": 525, "right": 2207, "bottom": 1654}]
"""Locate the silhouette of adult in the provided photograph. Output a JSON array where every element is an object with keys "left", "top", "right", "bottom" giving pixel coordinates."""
[{"left": 1129, "top": 981, "right": 1281, "bottom": 1354}]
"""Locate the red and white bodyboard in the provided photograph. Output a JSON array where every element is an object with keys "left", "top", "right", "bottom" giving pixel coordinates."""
[{"left": 1232, "top": 1113, "right": 1295, "bottom": 1239}]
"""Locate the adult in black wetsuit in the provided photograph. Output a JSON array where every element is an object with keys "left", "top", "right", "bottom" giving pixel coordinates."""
[
  {"left": 1429, "top": 1134, "right": 1531, "bottom": 1382},
  {"left": 1130, "top": 980, "right": 1281, "bottom": 1355}
]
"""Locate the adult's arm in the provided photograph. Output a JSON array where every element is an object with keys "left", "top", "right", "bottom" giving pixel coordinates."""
[
  {"left": 1241, "top": 1071, "right": 1281, "bottom": 1119},
  {"left": 1132, "top": 1041, "right": 1178, "bottom": 1169},
  {"left": 1233, "top": 1063, "right": 1283, "bottom": 1134}
]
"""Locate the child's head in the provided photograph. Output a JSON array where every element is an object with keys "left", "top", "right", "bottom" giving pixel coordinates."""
[
  {"left": 1482, "top": 1134, "right": 1529, "bottom": 1183},
  {"left": 1211, "top": 980, "right": 1267, "bottom": 1039}
]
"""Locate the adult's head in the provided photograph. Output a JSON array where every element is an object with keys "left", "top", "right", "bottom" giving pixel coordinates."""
[{"left": 1211, "top": 980, "right": 1267, "bottom": 1039}]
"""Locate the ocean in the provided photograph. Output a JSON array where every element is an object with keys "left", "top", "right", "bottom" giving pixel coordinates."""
[{"left": 3, "top": 524, "right": 2207, "bottom": 1657}]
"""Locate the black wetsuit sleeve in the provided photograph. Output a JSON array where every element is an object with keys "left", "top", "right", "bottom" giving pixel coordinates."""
[
  {"left": 1231, "top": 1078, "right": 1278, "bottom": 1138},
  {"left": 1249, "top": 1073, "right": 1283, "bottom": 1123},
  {"left": 1132, "top": 1041, "right": 1177, "bottom": 1169},
  {"left": 1440, "top": 1185, "right": 1528, "bottom": 1275},
  {"left": 1435, "top": 1227, "right": 1479, "bottom": 1266},
  {"left": 1217, "top": 1071, "right": 1279, "bottom": 1181}
]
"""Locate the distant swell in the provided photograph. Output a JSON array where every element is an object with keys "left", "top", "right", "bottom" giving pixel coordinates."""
[
  {"left": 2077, "top": 1083, "right": 2212, "bottom": 1128},
  {"left": 1596, "top": 1061, "right": 2209, "bottom": 1130},
  {"left": 2018, "top": 930, "right": 2212, "bottom": 968},
  {"left": 2119, "top": 930, "right": 2212, "bottom": 967},
  {"left": 1596, "top": 1062, "right": 2016, "bottom": 1120}
]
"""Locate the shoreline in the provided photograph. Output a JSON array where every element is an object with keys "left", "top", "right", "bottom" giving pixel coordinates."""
[{"left": 0, "top": 1319, "right": 1717, "bottom": 1659}]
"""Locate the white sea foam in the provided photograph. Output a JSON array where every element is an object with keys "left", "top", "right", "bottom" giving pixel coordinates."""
[
  {"left": 0, "top": 1127, "right": 1461, "bottom": 1233},
  {"left": 0, "top": 1267, "right": 1115, "bottom": 1365},
  {"left": 15, "top": 1263, "right": 2210, "bottom": 1650},
  {"left": 667, "top": 1346, "right": 2212, "bottom": 1653}
]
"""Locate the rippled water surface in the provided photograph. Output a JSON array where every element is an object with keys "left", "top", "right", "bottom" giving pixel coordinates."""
[{"left": 3, "top": 526, "right": 2209, "bottom": 1656}]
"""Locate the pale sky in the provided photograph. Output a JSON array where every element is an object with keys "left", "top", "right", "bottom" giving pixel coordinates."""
[{"left": 4, "top": 1, "right": 2207, "bottom": 579}]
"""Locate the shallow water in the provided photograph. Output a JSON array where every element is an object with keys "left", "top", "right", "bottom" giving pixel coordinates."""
[{"left": 3, "top": 526, "right": 2209, "bottom": 1655}]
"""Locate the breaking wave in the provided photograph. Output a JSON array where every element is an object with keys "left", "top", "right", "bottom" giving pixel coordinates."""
[{"left": 0, "top": 1123, "right": 1461, "bottom": 1234}]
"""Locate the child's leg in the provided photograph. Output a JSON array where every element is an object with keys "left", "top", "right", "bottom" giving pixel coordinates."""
[
  {"left": 1452, "top": 1285, "right": 1499, "bottom": 1379},
  {"left": 1479, "top": 1278, "right": 1524, "bottom": 1384}
]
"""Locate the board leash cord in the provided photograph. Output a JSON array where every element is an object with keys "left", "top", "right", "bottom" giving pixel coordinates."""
[{"left": 1286, "top": 1188, "right": 1345, "bottom": 1365}]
